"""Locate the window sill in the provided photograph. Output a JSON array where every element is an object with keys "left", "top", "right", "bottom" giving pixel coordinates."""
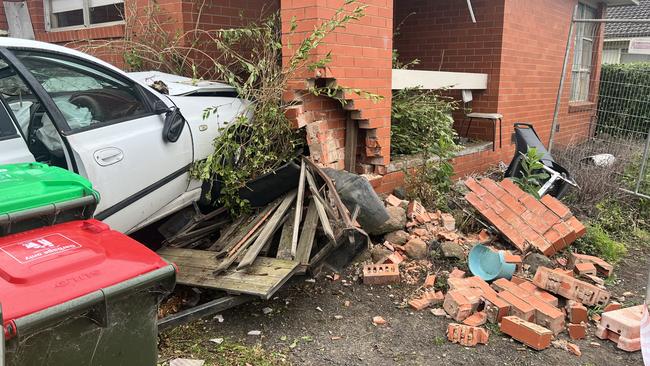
[
  {"left": 568, "top": 101, "right": 596, "bottom": 113},
  {"left": 36, "top": 24, "right": 125, "bottom": 43}
]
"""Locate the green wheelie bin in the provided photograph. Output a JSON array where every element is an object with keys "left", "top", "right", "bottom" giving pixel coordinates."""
[{"left": 0, "top": 162, "right": 99, "bottom": 235}]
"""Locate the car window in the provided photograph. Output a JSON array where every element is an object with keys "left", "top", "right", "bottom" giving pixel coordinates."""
[
  {"left": 0, "top": 103, "right": 19, "bottom": 140},
  {"left": 13, "top": 50, "right": 149, "bottom": 131}
]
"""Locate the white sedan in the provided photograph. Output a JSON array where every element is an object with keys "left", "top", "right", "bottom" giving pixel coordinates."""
[{"left": 0, "top": 38, "right": 246, "bottom": 233}]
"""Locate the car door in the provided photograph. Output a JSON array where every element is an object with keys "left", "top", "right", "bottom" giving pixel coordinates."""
[
  {"left": 0, "top": 101, "right": 35, "bottom": 164},
  {"left": 8, "top": 49, "right": 193, "bottom": 233}
]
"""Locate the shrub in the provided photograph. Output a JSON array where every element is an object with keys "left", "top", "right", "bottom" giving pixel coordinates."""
[
  {"left": 597, "top": 62, "right": 650, "bottom": 137},
  {"left": 573, "top": 224, "right": 627, "bottom": 263},
  {"left": 511, "top": 147, "right": 549, "bottom": 199}
]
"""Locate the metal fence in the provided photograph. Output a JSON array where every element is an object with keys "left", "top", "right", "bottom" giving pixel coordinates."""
[{"left": 549, "top": 13, "right": 650, "bottom": 200}]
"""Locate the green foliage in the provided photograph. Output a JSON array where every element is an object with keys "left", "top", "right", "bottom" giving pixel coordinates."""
[
  {"left": 191, "top": 2, "right": 381, "bottom": 214},
  {"left": 593, "top": 198, "right": 650, "bottom": 243},
  {"left": 405, "top": 160, "right": 455, "bottom": 209},
  {"left": 511, "top": 148, "right": 549, "bottom": 199},
  {"left": 573, "top": 224, "right": 627, "bottom": 264},
  {"left": 598, "top": 62, "right": 650, "bottom": 137},
  {"left": 392, "top": 88, "right": 459, "bottom": 209},
  {"left": 391, "top": 88, "right": 458, "bottom": 157}
]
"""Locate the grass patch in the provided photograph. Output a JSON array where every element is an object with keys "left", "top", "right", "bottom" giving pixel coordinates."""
[
  {"left": 433, "top": 336, "right": 446, "bottom": 346},
  {"left": 484, "top": 322, "right": 501, "bottom": 336},
  {"left": 573, "top": 224, "right": 627, "bottom": 264},
  {"left": 159, "top": 322, "right": 289, "bottom": 366}
]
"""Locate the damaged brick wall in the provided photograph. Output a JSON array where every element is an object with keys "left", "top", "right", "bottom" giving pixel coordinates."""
[{"left": 280, "top": 0, "right": 393, "bottom": 172}]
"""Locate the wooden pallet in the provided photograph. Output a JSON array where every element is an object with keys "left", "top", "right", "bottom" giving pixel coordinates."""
[{"left": 158, "top": 248, "right": 299, "bottom": 300}]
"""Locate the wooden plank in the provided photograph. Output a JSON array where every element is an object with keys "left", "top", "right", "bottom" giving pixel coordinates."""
[
  {"left": 237, "top": 190, "right": 297, "bottom": 269},
  {"left": 227, "top": 200, "right": 280, "bottom": 257},
  {"left": 158, "top": 249, "right": 299, "bottom": 299},
  {"left": 277, "top": 207, "right": 296, "bottom": 260},
  {"left": 207, "top": 214, "right": 248, "bottom": 251},
  {"left": 295, "top": 198, "right": 318, "bottom": 266},
  {"left": 303, "top": 157, "right": 353, "bottom": 228},
  {"left": 344, "top": 117, "right": 358, "bottom": 172},
  {"left": 291, "top": 161, "right": 306, "bottom": 257},
  {"left": 305, "top": 170, "right": 335, "bottom": 241},
  {"left": 213, "top": 230, "right": 261, "bottom": 274}
]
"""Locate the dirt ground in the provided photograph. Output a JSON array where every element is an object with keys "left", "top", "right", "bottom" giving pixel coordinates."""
[{"left": 159, "top": 241, "right": 648, "bottom": 366}]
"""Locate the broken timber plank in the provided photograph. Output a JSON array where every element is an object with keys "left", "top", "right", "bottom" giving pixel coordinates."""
[
  {"left": 212, "top": 230, "right": 261, "bottom": 274},
  {"left": 277, "top": 207, "right": 296, "bottom": 260},
  {"left": 305, "top": 170, "right": 335, "bottom": 241},
  {"left": 158, "top": 248, "right": 299, "bottom": 300},
  {"left": 291, "top": 161, "right": 306, "bottom": 257},
  {"left": 227, "top": 199, "right": 280, "bottom": 258},
  {"left": 207, "top": 214, "right": 248, "bottom": 251},
  {"left": 295, "top": 198, "right": 319, "bottom": 271},
  {"left": 303, "top": 157, "right": 353, "bottom": 228},
  {"left": 237, "top": 190, "right": 297, "bottom": 269}
]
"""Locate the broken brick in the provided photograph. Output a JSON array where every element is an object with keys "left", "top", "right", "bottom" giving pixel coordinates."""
[
  {"left": 491, "top": 278, "right": 513, "bottom": 293},
  {"left": 447, "top": 323, "right": 489, "bottom": 347},
  {"left": 568, "top": 323, "right": 586, "bottom": 340},
  {"left": 574, "top": 262, "right": 597, "bottom": 276},
  {"left": 478, "top": 229, "right": 492, "bottom": 244},
  {"left": 504, "top": 254, "right": 522, "bottom": 265},
  {"left": 533, "top": 267, "right": 610, "bottom": 307},
  {"left": 441, "top": 213, "right": 456, "bottom": 231},
  {"left": 500, "top": 316, "right": 553, "bottom": 351},
  {"left": 462, "top": 311, "right": 487, "bottom": 327},
  {"left": 569, "top": 252, "right": 613, "bottom": 277},
  {"left": 363, "top": 264, "right": 400, "bottom": 285},
  {"left": 385, "top": 194, "right": 403, "bottom": 207},
  {"left": 540, "top": 194, "right": 572, "bottom": 220},
  {"left": 372, "top": 316, "right": 387, "bottom": 325},
  {"left": 406, "top": 200, "right": 428, "bottom": 222},
  {"left": 449, "top": 268, "right": 466, "bottom": 278},
  {"left": 424, "top": 274, "right": 436, "bottom": 288},
  {"left": 382, "top": 252, "right": 404, "bottom": 265},
  {"left": 408, "top": 291, "right": 444, "bottom": 311},
  {"left": 604, "top": 302, "right": 622, "bottom": 313},
  {"left": 595, "top": 305, "right": 644, "bottom": 352},
  {"left": 443, "top": 290, "right": 474, "bottom": 322},
  {"left": 567, "top": 301, "right": 589, "bottom": 324}
]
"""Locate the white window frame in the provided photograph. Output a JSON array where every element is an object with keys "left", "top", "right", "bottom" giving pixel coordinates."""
[
  {"left": 570, "top": 2, "right": 599, "bottom": 102},
  {"left": 44, "top": 0, "right": 125, "bottom": 32}
]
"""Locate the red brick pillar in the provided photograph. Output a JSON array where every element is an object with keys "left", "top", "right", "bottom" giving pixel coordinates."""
[{"left": 280, "top": 0, "right": 393, "bottom": 173}]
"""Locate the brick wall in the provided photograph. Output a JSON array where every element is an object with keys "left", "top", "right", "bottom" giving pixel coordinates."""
[{"left": 280, "top": 0, "right": 393, "bottom": 172}]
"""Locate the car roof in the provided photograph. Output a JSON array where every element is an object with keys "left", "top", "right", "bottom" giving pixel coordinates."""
[{"left": 0, "top": 37, "right": 236, "bottom": 96}]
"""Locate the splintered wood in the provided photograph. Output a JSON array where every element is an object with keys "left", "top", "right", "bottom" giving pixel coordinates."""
[{"left": 157, "top": 156, "right": 367, "bottom": 299}]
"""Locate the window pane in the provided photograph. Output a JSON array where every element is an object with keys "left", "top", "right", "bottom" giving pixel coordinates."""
[
  {"left": 50, "top": 0, "right": 84, "bottom": 28},
  {"left": 14, "top": 51, "right": 148, "bottom": 131},
  {"left": 90, "top": 2, "right": 125, "bottom": 25}
]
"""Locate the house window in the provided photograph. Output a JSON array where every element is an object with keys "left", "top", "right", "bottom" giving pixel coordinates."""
[
  {"left": 46, "top": 0, "right": 124, "bottom": 30},
  {"left": 570, "top": 3, "right": 598, "bottom": 102}
]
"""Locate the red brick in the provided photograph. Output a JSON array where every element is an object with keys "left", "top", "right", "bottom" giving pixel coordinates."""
[
  {"left": 443, "top": 290, "right": 474, "bottom": 322},
  {"left": 479, "top": 178, "right": 508, "bottom": 198},
  {"left": 497, "top": 291, "right": 535, "bottom": 322},
  {"left": 568, "top": 323, "right": 586, "bottom": 340},
  {"left": 604, "top": 302, "right": 622, "bottom": 312},
  {"left": 491, "top": 278, "right": 514, "bottom": 292},
  {"left": 534, "top": 267, "right": 610, "bottom": 307},
  {"left": 504, "top": 254, "right": 522, "bottom": 265},
  {"left": 499, "top": 179, "right": 527, "bottom": 199},
  {"left": 447, "top": 323, "right": 489, "bottom": 347},
  {"left": 566, "top": 216, "right": 587, "bottom": 237},
  {"left": 574, "top": 262, "right": 597, "bottom": 276},
  {"left": 385, "top": 194, "right": 403, "bottom": 207},
  {"left": 500, "top": 316, "right": 552, "bottom": 351},
  {"left": 382, "top": 252, "right": 404, "bottom": 265},
  {"left": 465, "top": 177, "right": 488, "bottom": 196},
  {"left": 424, "top": 274, "right": 436, "bottom": 288},
  {"left": 523, "top": 295, "right": 565, "bottom": 335},
  {"left": 363, "top": 263, "right": 400, "bottom": 285},
  {"left": 449, "top": 268, "right": 466, "bottom": 279},
  {"left": 540, "top": 195, "right": 572, "bottom": 220},
  {"left": 569, "top": 253, "right": 613, "bottom": 277},
  {"left": 463, "top": 311, "right": 488, "bottom": 327},
  {"left": 409, "top": 291, "right": 444, "bottom": 311}
]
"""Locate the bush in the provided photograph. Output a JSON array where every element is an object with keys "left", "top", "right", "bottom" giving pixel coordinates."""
[
  {"left": 574, "top": 224, "right": 627, "bottom": 264},
  {"left": 391, "top": 88, "right": 458, "bottom": 157},
  {"left": 597, "top": 63, "right": 650, "bottom": 137}
]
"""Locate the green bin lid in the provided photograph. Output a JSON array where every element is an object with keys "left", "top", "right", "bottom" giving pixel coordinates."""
[{"left": 0, "top": 162, "right": 99, "bottom": 214}]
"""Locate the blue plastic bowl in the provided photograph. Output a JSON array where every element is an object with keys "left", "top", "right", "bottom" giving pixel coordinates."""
[{"left": 468, "top": 244, "right": 516, "bottom": 281}]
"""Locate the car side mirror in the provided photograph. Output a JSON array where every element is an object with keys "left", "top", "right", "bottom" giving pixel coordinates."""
[
  {"left": 163, "top": 108, "right": 185, "bottom": 143},
  {"left": 153, "top": 99, "right": 170, "bottom": 115}
]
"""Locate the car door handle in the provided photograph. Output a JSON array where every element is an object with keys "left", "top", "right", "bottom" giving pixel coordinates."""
[{"left": 94, "top": 147, "right": 124, "bottom": 166}]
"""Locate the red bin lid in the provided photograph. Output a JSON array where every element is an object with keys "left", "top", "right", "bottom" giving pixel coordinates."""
[{"left": 0, "top": 219, "right": 169, "bottom": 324}]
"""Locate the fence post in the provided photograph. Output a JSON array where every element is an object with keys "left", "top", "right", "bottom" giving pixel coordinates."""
[
  {"left": 635, "top": 128, "right": 650, "bottom": 195},
  {"left": 549, "top": 5, "right": 577, "bottom": 153}
]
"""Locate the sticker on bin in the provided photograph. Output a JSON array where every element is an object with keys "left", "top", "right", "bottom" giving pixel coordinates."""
[{"left": 0, "top": 234, "right": 82, "bottom": 264}]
